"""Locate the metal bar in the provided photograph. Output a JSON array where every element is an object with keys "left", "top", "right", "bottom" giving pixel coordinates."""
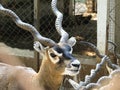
[{"left": 34, "top": 0, "right": 40, "bottom": 72}]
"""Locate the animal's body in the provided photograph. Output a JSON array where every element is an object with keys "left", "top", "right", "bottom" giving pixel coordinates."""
[
  {"left": 0, "top": 63, "right": 36, "bottom": 90},
  {"left": 0, "top": 42, "right": 80, "bottom": 90}
]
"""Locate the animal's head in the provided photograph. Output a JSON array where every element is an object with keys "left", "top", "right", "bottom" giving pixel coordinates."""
[
  {"left": 0, "top": 0, "right": 81, "bottom": 76},
  {"left": 34, "top": 38, "right": 80, "bottom": 76}
]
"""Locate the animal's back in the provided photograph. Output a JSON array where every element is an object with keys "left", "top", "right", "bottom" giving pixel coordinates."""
[{"left": 0, "top": 63, "right": 36, "bottom": 90}]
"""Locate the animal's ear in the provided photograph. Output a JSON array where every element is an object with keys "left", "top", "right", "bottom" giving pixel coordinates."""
[
  {"left": 67, "top": 37, "right": 76, "bottom": 47},
  {"left": 33, "top": 41, "right": 44, "bottom": 52}
]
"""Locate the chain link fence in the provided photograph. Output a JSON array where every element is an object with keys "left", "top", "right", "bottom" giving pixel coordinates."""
[
  {"left": 107, "top": 0, "right": 120, "bottom": 66},
  {"left": 3, "top": 0, "right": 120, "bottom": 89},
  {"left": 0, "top": 0, "right": 97, "bottom": 52},
  {"left": 0, "top": 0, "right": 33, "bottom": 49},
  {"left": 0, "top": 1, "right": 98, "bottom": 89},
  {"left": 108, "top": 0, "right": 120, "bottom": 45}
]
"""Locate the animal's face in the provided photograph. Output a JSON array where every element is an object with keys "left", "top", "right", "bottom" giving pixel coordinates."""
[
  {"left": 47, "top": 43, "right": 81, "bottom": 76},
  {"left": 34, "top": 40, "right": 81, "bottom": 76}
]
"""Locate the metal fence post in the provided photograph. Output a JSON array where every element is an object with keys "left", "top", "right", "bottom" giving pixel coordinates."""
[{"left": 34, "top": 0, "right": 40, "bottom": 72}]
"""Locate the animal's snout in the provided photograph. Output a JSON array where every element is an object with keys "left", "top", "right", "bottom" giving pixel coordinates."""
[
  {"left": 71, "top": 60, "right": 80, "bottom": 68},
  {"left": 72, "top": 63, "right": 80, "bottom": 68}
]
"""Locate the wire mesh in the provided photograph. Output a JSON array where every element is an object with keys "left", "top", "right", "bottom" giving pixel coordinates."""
[
  {"left": 0, "top": 1, "right": 98, "bottom": 88},
  {"left": 108, "top": 0, "right": 120, "bottom": 51},
  {"left": 0, "top": 0, "right": 97, "bottom": 51},
  {"left": 1, "top": 0, "right": 115, "bottom": 90},
  {"left": 0, "top": 0, "right": 33, "bottom": 49}
]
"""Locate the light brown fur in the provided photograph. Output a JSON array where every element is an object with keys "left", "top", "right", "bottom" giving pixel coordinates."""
[
  {"left": 0, "top": 45, "right": 79, "bottom": 90},
  {"left": 0, "top": 49, "right": 64, "bottom": 90}
]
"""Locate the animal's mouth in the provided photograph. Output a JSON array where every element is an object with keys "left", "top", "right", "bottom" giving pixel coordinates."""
[
  {"left": 62, "top": 67, "right": 80, "bottom": 76},
  {"left": 70, "top": 69, "right": 79, "bottom": 72},
  {"left": 69, "top": 67, "right": 80, "bottom": 73}
]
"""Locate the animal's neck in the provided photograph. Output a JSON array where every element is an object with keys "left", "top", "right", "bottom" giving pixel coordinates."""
[{"left": 35, "top": 59, "right": 64, "bottom": 90}]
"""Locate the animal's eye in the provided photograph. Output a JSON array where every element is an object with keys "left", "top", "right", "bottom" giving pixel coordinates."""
[{"left": 50, "top": 53, "right": 57, "bottom": 58}]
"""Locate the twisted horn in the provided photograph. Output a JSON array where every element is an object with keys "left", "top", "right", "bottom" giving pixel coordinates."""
[
  {"left": 69, "top": 55, "right": 119, "bottom": 90},
  {"left": 68, "top": 79, "right": 80, "bottom": 90},
  {"left": 79, "top": 41, "right": 119, "bottom": 69},
  {"left": 79, "top": 41, "right": 104, "bottom": 58},
  {"left": 0, "top": 4, "right": 56, "bottom": 47},
  {"left": 51, "top": 0, "right": 69, "bottom": 43},
  {"left": 108, "top": 40, "right": 120, "bottom": 59},
  {"left": 68, "top": 41, "right": 119, "bottom": 89}
]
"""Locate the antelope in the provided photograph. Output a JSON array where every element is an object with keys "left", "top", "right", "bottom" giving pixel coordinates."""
[{"left": 0, "top": 0, "right": 81, "bottom": 90}]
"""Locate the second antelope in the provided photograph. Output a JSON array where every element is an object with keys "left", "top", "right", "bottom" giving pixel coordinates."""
[{"left": 0, "top": 0, "right": 81, "bottom": 90}]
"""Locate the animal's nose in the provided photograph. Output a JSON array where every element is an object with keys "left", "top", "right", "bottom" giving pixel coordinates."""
[
  {"left": 72, "top": 64, "right": 80, "bottom": 68},
  {"left": 71, "top": 60, "right": 80, "bottom": 68}
]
